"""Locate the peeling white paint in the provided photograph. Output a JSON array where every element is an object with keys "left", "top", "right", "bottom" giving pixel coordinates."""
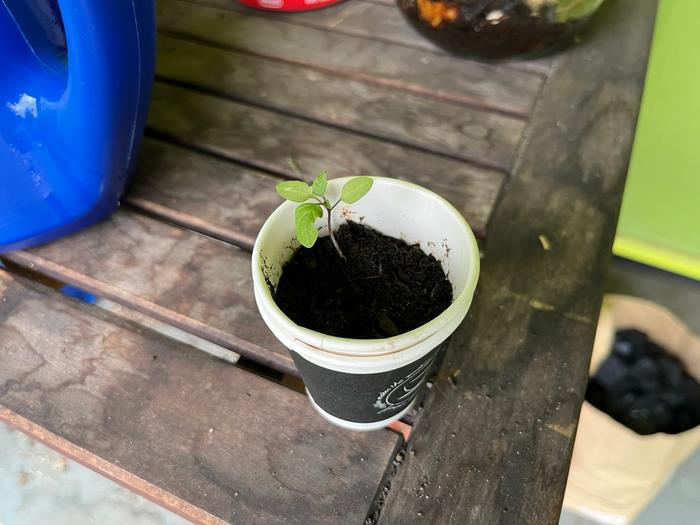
[{"left": 7, "top": 94, "right": 38, "bottom": 118}]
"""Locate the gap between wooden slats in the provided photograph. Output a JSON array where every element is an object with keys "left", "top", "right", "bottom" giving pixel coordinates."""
[
  {"left": 1, "top": 251, "right": 296, "bottom": 376},
  {"left": 153, "top": 33, "right": 526, "bottom": 172}
]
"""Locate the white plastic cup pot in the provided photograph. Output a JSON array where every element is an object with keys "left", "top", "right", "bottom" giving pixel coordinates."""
[{"left": 252, "top": 177, "right": 480, "bottom": 431}]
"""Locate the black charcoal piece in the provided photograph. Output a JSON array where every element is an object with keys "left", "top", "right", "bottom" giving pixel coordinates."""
[
  {"left": 681, "top": 377, "right": 700, "bottom": 404},
  {"left": 638, "top": 378, "right": 662, "bottom": 395},
  {"left": 644, "top": 341, "right": 665, "bottom": 359},
  {"left": 616, "top": 328, "right": 648, "bottom": 349},
  {"left": 613, "top": 341, "right": 637, "bottom": 363},
  {"left": 659, "top": 390, "right": 686, "bottom": 410},
  {"left": 628, "top": 357, "right": 659, "bottom": 382},
  {"left": 585, "top": 380, "right": 606, "bottom": 409},
  {"left": 671, "top": 410, "right": 695, "bottom": 434},
  {"left": 586, "top": 329, "right": 700, "bottom": 436},
  {"left": 623, "top": 400, "right": 657, "bottom": 435},
  {"left": 609, "top": 391, "right": 638, "bottom": 415},
  {"left": 658, "top": 357, "right": 684, "bottom": 388},
  {"left": 649, "top": 399, "right": 673, "bottom": 430},
  {"left": 593, "top": 355, "right": 629, "bottom": 390},
  {"left": 612, "top": 339, "right": 638, "bottom": 364}
]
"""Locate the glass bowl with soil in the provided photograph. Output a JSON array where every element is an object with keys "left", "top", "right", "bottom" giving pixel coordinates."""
[
  {"left": 252, "top": 177, "right": 480, "bottom": 430},
  {"left": 396, "top": 0, "right": 606, "bottom": 59}
]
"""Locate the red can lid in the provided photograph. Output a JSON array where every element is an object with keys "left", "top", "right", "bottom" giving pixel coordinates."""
[{"left": 238, "top": 0, "right": 342, "bottom": 11}]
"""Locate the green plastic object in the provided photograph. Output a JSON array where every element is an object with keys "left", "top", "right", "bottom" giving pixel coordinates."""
[{"left": 614, "top": 0, "right": 700, "bottom": 281}]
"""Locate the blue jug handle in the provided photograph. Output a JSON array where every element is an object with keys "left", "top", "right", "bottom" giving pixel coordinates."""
[
  {"left": 0, "top": 0, "right": 156, "bottom": 252},
  {"left": 55, "top": 0, "right": 156, "bottom": 177}
]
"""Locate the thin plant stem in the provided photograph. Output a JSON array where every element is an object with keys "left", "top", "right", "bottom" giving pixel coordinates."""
[
  {"left": 327, "top": 207, "right": 345, "bottom": 259},
  {"left": 285, "top": 160, "right": 345, "bottom": 257},
  {"left": 317, "top": 196, "right": 344, "bottom": 258}
]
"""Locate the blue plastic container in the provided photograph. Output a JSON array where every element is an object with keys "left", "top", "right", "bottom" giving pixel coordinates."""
[{"left": 0, "top": 0, "right": 155, "bottom": 252}]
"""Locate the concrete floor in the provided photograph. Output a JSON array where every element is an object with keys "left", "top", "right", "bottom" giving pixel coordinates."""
[
  {"left": 560, "top": 258, "right": 700, "bottom": 525},
  {"left": 0, "top": 422, "right": 190, "bottom": 525}
]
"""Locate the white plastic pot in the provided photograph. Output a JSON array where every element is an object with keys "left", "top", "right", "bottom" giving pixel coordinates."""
[{"left": 252, "top": 177, "right": 480, "bottom": 430}]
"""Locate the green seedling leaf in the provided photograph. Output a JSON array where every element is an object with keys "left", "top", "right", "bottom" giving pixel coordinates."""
[
  {"left": 273, "top": 170, "right": 373, "bottom": 258},
  {"left": 295, "top": 203, "right": 323, "bottom": 248},
  {"left": 524, "top": 0, "right": 602, "bottom": 22},
  {"left": 555, "top": 0, "right": 603, "bottom": 22},
  {"left": 340, "top": 176, "right": 373, "bottom": 204},
  {"left": 312, "top": 171, "right": 328, "bottom": 197},
  {"left": 276, "top": 181, "right": 312, "bottom": 203}
]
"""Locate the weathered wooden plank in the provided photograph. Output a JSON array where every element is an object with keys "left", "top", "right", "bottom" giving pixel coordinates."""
[
  {"left": 3, "top": 250, "right": 293, "bottom": 372},
  {"left": 147, "top": 82, "right": 504, "bottom": 234},
  {"left": 6, "top": 209, "right": 295, "bottom": 374},
  {"left": 129, "top": 138, "right": 278, "bottom": 248},
  {"left": 157, "top": 0, "right": 543, "bottom": 117},
  {"left": 203, "top": 0, "right": 553, "bottom": 74},
  {"left": 0, "top": 270, "right": 400, "bottom": 524},
  {"left": 155, "top": 34, "right": 525, "bottom": 170},
  {"left": 376, "top": 0, "right": 658, "bottom": 523},
  {"left": 205, "top": 0, "right": 446, "bottom": 53}
]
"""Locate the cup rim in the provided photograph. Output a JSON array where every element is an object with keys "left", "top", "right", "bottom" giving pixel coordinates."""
[{"left": 252, "top": 176, "right": 480, "bottom": 355}]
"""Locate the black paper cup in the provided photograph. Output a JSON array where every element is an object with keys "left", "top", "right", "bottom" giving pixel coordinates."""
[{"left": 290, "top": 340, "right": 449, "bottom": 429}]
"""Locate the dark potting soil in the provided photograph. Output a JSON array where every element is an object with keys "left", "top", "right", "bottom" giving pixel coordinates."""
[
  {"left": 397, "top": 0, "right": 591, "bottom": 60},
  {"left": 586, "top": 329, "right": 700, "bottom": 435},
  {"left": 273, "top": 221, "right": 453, "bottom": 339}
]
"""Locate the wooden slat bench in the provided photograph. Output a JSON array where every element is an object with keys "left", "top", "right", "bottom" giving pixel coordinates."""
[
  {"left": 0, "top": 272, "right": 397, "bottom": 524},
  {"left": 0, "top": 0, "right": 657, "bottom": 522}
]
